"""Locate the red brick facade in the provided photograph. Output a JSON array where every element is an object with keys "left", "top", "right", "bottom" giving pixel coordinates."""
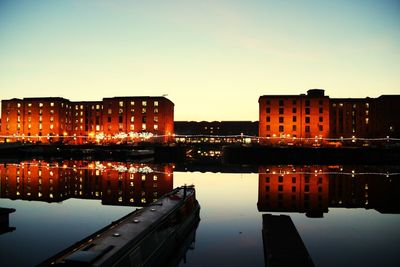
[{"left": 0, "top": 96, "right": 174, "bottom": 143}]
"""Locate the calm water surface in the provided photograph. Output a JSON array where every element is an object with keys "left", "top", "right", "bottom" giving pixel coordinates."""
[{"left": 0, "top": 160, "right": 399, "bottom": 266}]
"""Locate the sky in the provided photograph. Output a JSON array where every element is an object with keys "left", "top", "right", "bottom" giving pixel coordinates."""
[{"left": 0, "top": 0, "right": 399, "bottom": 121}]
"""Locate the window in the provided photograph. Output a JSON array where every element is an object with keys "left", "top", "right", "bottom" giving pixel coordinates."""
[
  {"left": 266, "top": 125, "right": 270, "bottom": 131},
  {"left": 39, "top": 103, "right": 43, "bottom": 107},
  {"left": 319, "top": 100, "right": 323, "bottom": 105},
  {"left": 108, "top": 109, "right": 112, "bottom": 115},
  {"left": 292, "top": 125, "right": 296, "bottom": 131},
  {"left": 130, "top": 116, "right": 134, "bottom": 123},
  {"left": 279, "top": 99, "right": 284, "bottom": 106},
  {"left": 278, "top": 185, "right": 283, "bottom": 191},
  {"left": 265, "top": 185, "right": 270, "bottom": 192},
  {"left": 305, "top": 117, "right": 310, "bottom": 123},
  {"left": 279, "top": 108, "right": 284, "bottom": 114},
  {"left": 118, "top": 116, "right": 123, "bottom": 123},
  {"left": 154, "top": 101, "right": 158, "bottom": 106},
  {"left": 292, "top": 186, "right": 296, "bottom": 193},
  {"left": 142, "top": 123, "right": 146, "bottom": 130},
  {"left": 119, "top": 108, "right": 123, "bottom": 114},
  {"left": 96, "top": 104, "right": 100, "bottom": 110},
  {"left": 17, "top": 103, "right": 21, "bottom": 108},
  {"left": 305, "top": 126, "right": 310, "bottom": 132},
  {"left": 278, "top": 176, "right": 283, "bottom": 183},
  {"left": 154, "top": 108, "right": 158, "bottom": 113},
  {"left": 293, "top": 116, "right": 297, "bottom": 122},
  {"left": 50, "top": 110, "right": 54, "bottom": 115},
  {"left": 154, "top": 124, "right": 158, "bottom": 130},
  {"left": 119, "top": 123, "right": 123, "bottom": 130},
  {"left": 292, "top": 177, "right": 296, "bottom": 183},
  {"left": 319, "top": 117, "right": 323, "bottom": 122},
  {"left": 305, "top": 185, "right": 310, "bottom": 192},
  {"left": 266, "top": 108, "right": 270, "bottom": 113},
  {"left": 266, "top": 100, "right": 270, "bottom": 105},
  {"left": 266, "top": 116, "right": 270, "bottom": 122},
  {"left": 319, "top": 125, "right": 323, "bottom": 131},
  {"left": 108, "top": 117, "right": 111, "bottom": 122},
  {"left": 305, "top": 100, "right": 310, "bottom": 106},
  {"left": 154, "top": 116, "right": 158, "bottom": 122},
  {"left": 142, "top": 108, "right": 146, "bottom": 113},
  {"left": 119, "top": 101, "right": 124, "bottom": 107},
  {"left": 292, "top": 100, "right": 297, "bottom": 105},
  {"left": 142, "top": 116, "right": 146, "bottom": 123},
  {"left": 51, "top": 102, "right": 55, "bottom": 107},
  {"left": 279, "top": 117, "right": 284, "bottom": 123},
  {"left": 130, "top": 124, "right": 134, "bottom": 131},
  {"left": 319, "top": 107, "right": 323, "bottom": 113},
  {"left": 305, "top": 108, "right": 310, "bottom": 114},
  {"left": 265, "top": 177, "right": 270, "bottom": 183},
  {"left": 292, "top": 107, "right": 297, "bottom": 113},
  {"left": 142, "top": 101, "right": 147, "bottom": 106},
  {"left": 279, "top": 125, "right": 284, "bottom": 132},
  {"left": 305, "top": 176, "right": 310, "bottom": 183},
  {"left": 28, "top": 103, "right": 32, "bottom": 107},
  {"left": 50, "top": 124, "right": 54, "bottom": 130}
]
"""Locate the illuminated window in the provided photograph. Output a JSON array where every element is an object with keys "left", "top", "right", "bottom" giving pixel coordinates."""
[
  {"left": 154, "top": 116, "right": 158, "bottom": 122},
  {"left": 17, "top": 123, "right": 20, "bottom": 130},
  {"left": 339, "top": 103, "right": 343, "bottom": 107},
  {"left": 50, "top": 116, "right": 54, "bottom": 122},
  {"left": 365, "top": 118, "right": 369, "bottom": 124},
  {"left": 96, "top": 104, "right": 100, "bottom": 109},
  {"left": 28, "top": 124, "right": 31, "bottom": 129},
  {"left": 28, "top": 117, "right": 31, "bottom": 122},
  {"left": 119, "top": 123, "right": 123, "bottom": 130},
  {"left": 366, "top": 103, "right": 369, "bottom": 108},
  {"left": 50, "top": 124, "right": 54, "bottom": 130},
  {"left": 142, "top": 101, "right": 147, "bottom": 106},
  {"left": 28, "top": 103, "right": 32, "bottom": 107},
  {"left": 39, "top": 103, "right": 43, "bottom": 107},
  {"left": 50, "top": 102, "right": 54, "bottom": 107},
  {"left": 154, "top": 124, "right": 158, "bottom": 130},
  {"left": 130, "top": 116, "right": 134, "bottom": 123},
  {"left": 130, "top": 108, "right": 135, "bottom": 115},
  {"left": 332, "top": 103, "right": 336, "bottom": 107},
  {"left": 39, "top": 123, "right": 42, "bottom": 130},
  {"left": 80, "top": 111, "right": 83, "bottom": 116},
  {"left": 108, "top": 109, "right": 112, "bottom": 115},
  {"left": 119, "top": 101, "right": 124, "bottom": 107},
  {"left": 28, "top": 109, "right": 31, "bottom": 114},
  {"left": 96, "top": 125, "right": 100, "bottom": 131},
  {"left": 279, "top": 125, "right": 284, "bottom": 132},
  {"left": 50, "top": 110, "right": 54, "bottom": 114},
  {"left": 130, "top": 124, "right": 134, "bottom": 131},
  {"left": 142, "top": 123, "right": 146, "bottom": 130},
  {"left": 154, "top": 108, "right": 158, "bottom": 113},
  {"left": 366, "top": 110, "right": 369, "bottom": 115},
  {"left": 17, "top": 103, "right": 21, "bottom": 108},
  {"left": 154, "top": 101, "right": 158, "bottom": 106},
  {"left": 130, "top": 101, "right": 135, "bottom": 106},
  {"left": 142, "top": 108, "right": 146, "bottom": 113}
]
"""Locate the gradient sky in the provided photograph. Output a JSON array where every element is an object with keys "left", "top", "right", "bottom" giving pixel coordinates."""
[{"left": 0, "top": 0, "right": 399, "bottom": 121}]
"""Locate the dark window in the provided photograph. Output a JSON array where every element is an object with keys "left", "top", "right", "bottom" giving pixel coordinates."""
[
  {"left": 292, "top": 100, "right": 297, "bottom": 105},
  {"left": 305, "top": 100, "right": 310, "bottom": 106},
  {"left": 118, "top": 116, "right": 123, "bottom": 123},
  {"left": 279, "top": 117, "right": 284, "bottom": 123},
  {"left": 318, "top": 177, "right": 322, "bottom": 184},
  {"left": 279, "top": 125, "right": 284, "bottom": 132},
  {"left": 279, "top": 108, "right": 284, "bottom": 114},
  {"left": 305, "top": 185, "right": 310, "bottom": 192},
  {"left": 292, "top": 186, "right": 296, "bottom": 193},
  {"left": 278, "top": 176, "right": 283, "bottom": 183},
  {"left": 142, "top": 116, "right": 146, "bottom": 123},
  {"left": 292, "top": 107, "right": 297, "bottom": 113},
  {"left": 107, "top": 117, "right": 111, "bottom": 123},
  {"left": 305, "top": 108, "right": 310, "bottom": 115},
  {"left": 319, "top": 117, "right": 323, "bottom": 122},
  {"left": 278, "top": 185, "right": 283, "bottom": 191},
  {"left": 266, "top": 108, "right": 270, "bottom": 113},
  {"left": 266, "top": 116, "right": 270, "bottom": 122},
  {"left": 305, "top": 117, "right": 310, "bottom": 123},
  {"left": 266, "top": 125, "right": 270, "bottom": 131},
  {"left": 293, "top": 116, "right": 297, "bottom": 122},
  {"left": 292, "top": 177, "right": 296, "bottom": 183},
  {"left": 319, "top": 107, "right": 323, "bottom": 113},
  {"left": 318, "top": 187, "right": 322, "bottom": 192},
  {"left": 319, "top": 125, "right": 323, "bottom": 131},
  {"left": 265, "top": 177, "right": 270, "bottom": 183},
  {"left": 292, "top": 125, "right": 297, "bottom": 131},
  {"left": 305, "top": 176, "right": 310, "bottom": 183},
  {"left": 266, "top": 100, "right": 270, "bottom": 105},
  {"left": 319, "top": 100, "right": 323, "bottom": 105},
  {"left": 279, "top": 99, "right": 284, "bottom": 106}
]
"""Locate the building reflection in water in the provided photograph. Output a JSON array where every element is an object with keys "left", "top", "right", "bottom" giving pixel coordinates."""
[
  {"left": 0, "top": 160, "right": 174, "bottom": 207},
  {"left": 258, "top": 165, "right": 400, "bottom": 217}
]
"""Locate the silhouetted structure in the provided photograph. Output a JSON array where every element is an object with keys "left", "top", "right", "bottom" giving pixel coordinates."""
[
  {"left": 0, "top": 207, "right": 16, "bottom": 235},
  {"left": 262, "top": 214, "right": 315, "bottom": 267},
  {"left": 0, "top": 96, "right": 174, "bottom": 144}
]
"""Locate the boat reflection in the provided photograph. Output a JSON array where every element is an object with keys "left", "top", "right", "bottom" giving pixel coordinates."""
[
  {"left": 0, "top": 160, "right": 174, "bottom": 207},
  {"left": 258, "top": 165, "right": 400, "bottom": 217}
]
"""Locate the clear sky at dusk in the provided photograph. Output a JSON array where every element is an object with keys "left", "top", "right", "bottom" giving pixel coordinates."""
[{"left": 0, "top": 0, "right": 399, "bottom": 121}]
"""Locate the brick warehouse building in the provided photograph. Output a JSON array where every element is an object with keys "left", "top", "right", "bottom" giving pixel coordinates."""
[
  {"left": 0, "top": 96, "right": 174, "bottom": 144},
  {"left": 259, "top": 89, "right": 400, "bottom": 144}
]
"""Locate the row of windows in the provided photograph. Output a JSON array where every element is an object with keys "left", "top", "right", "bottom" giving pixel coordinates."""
[
  {"left": 265, "top": 184, "right": 323, "bottom": 193},
  {"left": 265, "top": 176, "right": 323, "bottom": 184},
  {"left": 266, "top": 107, "right": 324, "bottom": 114},
  {"left": 107, "top": 107, "right": 158, "bottom": 115},
  {"left": 105, "top": 124, "right": 159, "bottom": 131},
  {"left": 118, "top": 100, "right": 158, "bottom": 107},
  {"left": 266, "top": 125, "right": 323, "bottom": 132},
  {"left": 265, "top": 99, "right": 324, "bottom": 106},
  {"left": 266, "top": 116, "right": 324, "bottom": 123}
]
